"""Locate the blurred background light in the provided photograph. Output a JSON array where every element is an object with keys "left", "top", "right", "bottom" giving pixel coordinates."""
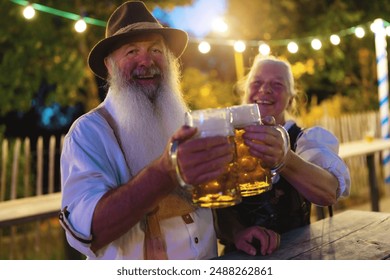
[
  {"left": 355, "top": 27, "right": 365, "bottom": 38},
  {"left": 23, "top": 4, "right": 35, "bottom": 19},
  {"left": 287, "top": 41, "right": 299, "bottom": 53},
  {"left": 311, "top": 38, "right": 322, "bottom": 50},
  {"left": 258, "top": 43, "right": 271, "bottom": 56},
  {"left": 330, "top": 34, "right": 341, "bottom": 45},
  {"left": 74, "top": 19, "right": 87, "bottom": 33},
  {"left": 198, "top": 41, "right": 211, "bottom": 54},
  {"left": 234, "top": 40, "right": 246, "bottom": 53}
]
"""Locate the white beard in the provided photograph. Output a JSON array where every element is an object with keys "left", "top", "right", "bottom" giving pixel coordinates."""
[
  {"left": 105, "top": 66, "right": 188, "bottom": 176},
  {"left": 102, "top": 57, "right": 192, "bottom": 258}
]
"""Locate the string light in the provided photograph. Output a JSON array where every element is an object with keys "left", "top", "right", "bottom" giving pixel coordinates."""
[
  {"left": 10, "top": 0, "right": 390, "bottom": 56},
  {"left": 23, "top": 4, "right": 35, "bottom": 19},
  {"left": 198, "top": 41, "right": 211, "bottom": 54},
  {"left": 11, "top": 0, "right": 105, "bottom": 27},
  {"left": 330, "top": 34, "right": 341, "bottom": 45},
  {"left": 355, "top": 27, "right": 366, "bottom": 38},
  {"left": 287, "top": 41, "right": 299, "bottom": 53},
  {"left": 258, "top": 43, "right": 271, "bottom": 56},
  {"left": 74, "top": 18, "right": 87, "bottom": 33},
  {"left": 311, "top": 38, "right": 322, "bottom": 50},
  {"left": 233, "top": 40, "right": 246, "bottom": 53}
]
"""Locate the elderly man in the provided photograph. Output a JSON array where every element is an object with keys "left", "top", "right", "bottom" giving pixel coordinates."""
[{"left": 59, "top": 1, "right": 237, "bottom": 260}]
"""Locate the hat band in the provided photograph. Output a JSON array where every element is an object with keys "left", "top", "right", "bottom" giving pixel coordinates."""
[{"left": 112, "top": 22, "right": 164, "bottom": 37}]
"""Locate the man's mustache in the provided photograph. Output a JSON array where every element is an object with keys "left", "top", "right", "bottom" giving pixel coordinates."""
[{"left": 131, "top": 66, "right": 161, "bottom": 78}]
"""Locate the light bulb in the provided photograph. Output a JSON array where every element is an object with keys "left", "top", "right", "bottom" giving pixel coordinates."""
[
  {"left": 311, "top": 39, "right": 322, "bottom": 50},
  {"left": 75, "top": 19, "right": 87, "bottom": 33},
  {"left": 234, "top": 41, "right": 246, "bottom": 53},
  {"left": 355, "top": 27, "right": 365, "bottom": 38},
  {"left": 23, "top": 5, "right": 35, "bottom": 20},
  {"left": 287, "top": 42, "right": 298, "bottom": 53},
  {"left": 258, "top": 43, "right": 271, "bottom": 56},
  {"left": 330, "top": 34, "right": 341, "bottom": 45},
  {"left": 198, "top": 41, "right": 211, "bottom": 54}
]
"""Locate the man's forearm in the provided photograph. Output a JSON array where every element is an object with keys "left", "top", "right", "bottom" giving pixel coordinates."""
[{"left": 90, "top": 158, "right": 177, "bottom": 252}]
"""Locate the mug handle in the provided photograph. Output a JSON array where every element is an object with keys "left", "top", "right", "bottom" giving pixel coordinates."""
[{"left": 270, "top": 125, "right": 290, "bottom": 176}]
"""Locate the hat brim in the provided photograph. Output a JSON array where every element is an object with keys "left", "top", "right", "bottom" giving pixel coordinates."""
[{"left": 88, "top": 28, "right": 188, "bottom": 80}]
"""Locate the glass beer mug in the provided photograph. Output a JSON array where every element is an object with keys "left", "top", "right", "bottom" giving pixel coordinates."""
[
  {"left": 184, "top": 108, "right": 241, "bottom": 208},
  {"left": 229, "top": 104, "right": 289, "bottom": 197}
]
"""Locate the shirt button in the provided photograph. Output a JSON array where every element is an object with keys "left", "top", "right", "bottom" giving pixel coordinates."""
[{"left": 194, "top": 237, "right": 199, "bottom": 244}]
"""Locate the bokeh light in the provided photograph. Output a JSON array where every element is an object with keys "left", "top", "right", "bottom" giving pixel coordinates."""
[
  {"left": 355, "top": 27, "right": 365, "bottom": 38},
  {"left": 74, "top": 19, "right": 87, "bottom": 33},
  {"left": 258, "top": 43, "right": 271, "bottom": 56},
  {"left": 198, "top": 41, "right": 211, "bottom": 54},
  {"left": 234, "top": 40, "right": 246, "bottom": 53},
  {"left": 287, "top": 42, "right": 299, "bottom": 53},
  {"left": 330, "top": 34, "right": 341, "bottom": 45},
  {"left": 311, "top": 39, "right": 322, "bottom": 50},
  {"left": 23, "top": 5, "right": 35, "bottom": 19}
]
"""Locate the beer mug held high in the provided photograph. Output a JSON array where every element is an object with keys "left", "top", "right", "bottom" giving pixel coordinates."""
[
  {"left": 230, "top": 104, "right": 290, "bottom": 197},
  {"left": 183, "top": 108, "right": 241, "bottom": 208}
]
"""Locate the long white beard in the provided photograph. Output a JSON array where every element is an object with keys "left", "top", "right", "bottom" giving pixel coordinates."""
[{"left": 105, "top": 64, "right": 187, "bottom": 176}]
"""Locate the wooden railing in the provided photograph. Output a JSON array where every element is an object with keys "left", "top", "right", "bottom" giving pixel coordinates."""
[
  {"left": 1, "top": 135, "right": 64, "bottom": 201},
  {"left": 0, "top": 135, "right": 72, "bottom": 259}
]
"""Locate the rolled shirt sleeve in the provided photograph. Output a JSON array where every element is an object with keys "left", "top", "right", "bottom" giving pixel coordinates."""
[
  {"left": 60, "top": 112, "right": 131, "bottom": 258},
  {"left": 294, "top": 126, "right": 351, "bottom": 199}
]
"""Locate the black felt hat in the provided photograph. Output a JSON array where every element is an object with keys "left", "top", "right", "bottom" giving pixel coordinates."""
[{"left": 88, "top": 1, "right": 188, "bottom": 80}]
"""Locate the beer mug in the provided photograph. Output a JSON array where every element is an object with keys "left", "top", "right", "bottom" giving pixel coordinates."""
[
  {"left": 184, "top": 108, "right": 241, "bottom": 208},
  {"left": 229, "top": 104, "right": 289, "bottom": 197}
]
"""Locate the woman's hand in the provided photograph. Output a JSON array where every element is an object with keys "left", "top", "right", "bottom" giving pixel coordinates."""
[{"left": 242, "top": 122, "right": 287, "bottom": 169}]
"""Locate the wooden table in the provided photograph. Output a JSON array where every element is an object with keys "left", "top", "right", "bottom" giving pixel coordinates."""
[
  {"left": 0, "top": 192, "right": 61, "bottom": 227},
  {"left": 216, "top": 210, "right": 390, "bottom": 260},
  {"left": 339, "top": 138, "right": 390, "bottom": 211}
]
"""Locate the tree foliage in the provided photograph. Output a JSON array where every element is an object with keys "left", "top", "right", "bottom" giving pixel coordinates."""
[{"left": 0, "top": 0, "right": 194, "bottom": 117}]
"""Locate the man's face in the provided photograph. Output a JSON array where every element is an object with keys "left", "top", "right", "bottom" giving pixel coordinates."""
[{"left": 105, "top": 33, "right": 167, "bottom": 95}]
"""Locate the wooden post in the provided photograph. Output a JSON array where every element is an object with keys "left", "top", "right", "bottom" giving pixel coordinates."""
[
  {"left": 36, "top": 137, "right": 43, "bottom": 195},
  {"left": 48, "top": 136, "right": 56, "bottom": 194},
  {"left": 11, "top": 139, "right": 21, "bottom": 200},
  {"left": 23, "top": 138, "right": 31, "bottom": 197},
  {"left": 1, "top": 139, "right": 8, "bottom": 202}
]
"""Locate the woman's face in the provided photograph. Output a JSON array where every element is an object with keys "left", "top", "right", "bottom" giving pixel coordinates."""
[{"left": 247, "top": 62, "right": 292, "bottom": 125}]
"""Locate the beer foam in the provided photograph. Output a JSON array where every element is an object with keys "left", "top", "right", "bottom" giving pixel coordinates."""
[
  {"left": 230, "top": 104, "right": 261, "bottom": 128},
  {"left": 185, "top": 108, "right": 233, "bottom": 137}
]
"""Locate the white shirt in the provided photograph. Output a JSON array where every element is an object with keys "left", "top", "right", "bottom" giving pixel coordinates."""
[
  {"left": 60, "top": 104, "right": 217, "bottom": 260},
  {"left": 284, "top": 120, "right": 351, "bottom": 198}
]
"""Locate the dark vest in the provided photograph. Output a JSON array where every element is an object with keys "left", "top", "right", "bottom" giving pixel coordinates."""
[{"left": 232, "top": 123, "right": 311, "bottom": 234}]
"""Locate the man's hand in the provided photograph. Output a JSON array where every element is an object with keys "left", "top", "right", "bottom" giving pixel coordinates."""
[
  {"left": 233, "top": 226, "right": 280, "bottom": 256},
  {"left": 168, "top": 126, "right": 234, "bottom": 186}
]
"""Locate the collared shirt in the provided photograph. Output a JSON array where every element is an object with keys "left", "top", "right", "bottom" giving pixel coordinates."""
[{"left": 60, "top": 101, "right": 217, "bottom": 260}]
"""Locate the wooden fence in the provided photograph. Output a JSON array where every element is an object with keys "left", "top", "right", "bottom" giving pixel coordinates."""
[
  {"left": 0, "top": 135, "right": 75, "bottom": 259},
  {"left": 1, "top": 135, "right": 63, "bottom": 202},
  {"left": 0, "top": 110, "right": 387, "bottom": 259}
]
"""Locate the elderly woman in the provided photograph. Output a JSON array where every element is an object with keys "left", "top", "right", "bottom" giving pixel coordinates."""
[{"left": 214, "top": 55, "right": 351, "bottom": 256}]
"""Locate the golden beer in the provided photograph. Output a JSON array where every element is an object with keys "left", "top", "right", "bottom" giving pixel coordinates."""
[
  {"left": 235, "top": 129, "right": 272, "bottom": 196},
  {"left": 185, "top": 108, "right": 241, "bottom": 208},
  {"left": 229, "top": 104, "right": 272, "bottom": 197}
]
